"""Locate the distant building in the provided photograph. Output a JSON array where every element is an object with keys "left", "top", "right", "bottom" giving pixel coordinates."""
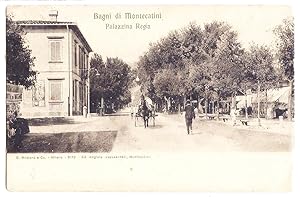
[
  {"left": 236, "top": 86, "right": 291, "bottom": 119},
  {"left": 17, "top": 11, "right": 93, "bottom": 117}
]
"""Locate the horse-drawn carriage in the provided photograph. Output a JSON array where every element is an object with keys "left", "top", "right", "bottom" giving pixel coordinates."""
[{"left": 133, "top": 96, "right": 157, "bottom": 128}]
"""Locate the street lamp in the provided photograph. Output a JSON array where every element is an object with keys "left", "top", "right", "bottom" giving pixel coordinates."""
[{"left": 78, "top": 67, "right": 100, "bottom": 117}]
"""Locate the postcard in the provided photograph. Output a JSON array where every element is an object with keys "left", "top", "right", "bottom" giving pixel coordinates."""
[{"left": 5, "top": 4, "right": 294, "bottom": 192}]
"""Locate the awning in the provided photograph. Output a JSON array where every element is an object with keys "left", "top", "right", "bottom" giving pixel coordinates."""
[{"left": 251, "top": 87, "right": 290, "bottom": 104}]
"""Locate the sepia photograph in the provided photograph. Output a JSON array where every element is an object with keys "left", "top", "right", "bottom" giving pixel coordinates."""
[{"left": 5, "top": 3, "right": 295, "bottom": 192}]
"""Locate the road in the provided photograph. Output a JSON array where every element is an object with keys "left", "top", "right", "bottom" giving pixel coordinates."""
[
  {"left": 27, "top": 112, "right": 292, "bottom": 152},
  {"left": 111, "top": 113, "right": 291, "bottom": 152}
]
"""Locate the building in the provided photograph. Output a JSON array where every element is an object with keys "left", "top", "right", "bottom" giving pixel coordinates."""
[
  {"left": 250, "top": 87, "right": 290, "bottom": 119},
  {"left": 235, "top": 87, "right": 290, "bottom": 119},
  {"left": 17, "top": 11, "right": 93, "bottom": 117}
]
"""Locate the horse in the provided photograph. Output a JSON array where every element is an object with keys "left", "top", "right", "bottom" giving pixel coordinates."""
[{"left": 141, "top": 101, "right": 150, "bottom": 128}]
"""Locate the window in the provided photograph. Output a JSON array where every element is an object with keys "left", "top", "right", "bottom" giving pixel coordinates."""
[
  {"left": 49, "top": 40, "right": 62, "bottom": 62},
  {"left": 85, "top": 54, "right": 88, "bottom": 70},
  {"left": 79, "top": 82, "right": 83, "bottom": 112},
  {"left": 72, "top": 80, "right": 76, "bottom": 110},
  {"left": 79, "top": 46, "right": 82, "bottom": 76},
  {"left": 74, "top": 40, "right": 78, "bottom": 67},
  {"left": 73, "top": 79, "right": 78, "bottom": 111},
  {"left": 83, "top": 53, "right": 86, "bottom": 70},
  {"left": 49, "top": 80, "right": 63, "bottom": 102}
]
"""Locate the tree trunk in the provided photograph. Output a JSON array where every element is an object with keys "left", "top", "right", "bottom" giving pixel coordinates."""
[
  {"left": 212, "top": 101, "right": 215, "bottom": 114},
  {"left": 163, "top": 96, "right": 169, "bottom": 112},
  {"left": 265, "top": 89, "right": 268, "bottom": 120},
  {"left": 231, "top": 92, "right": 236, "bottom": 111},
  {"left": 205, "top": 98, "right": 208, "bottom": 119},
  {"left": 227, "top": 102, "right": 230, "bottom": 114},
  {"left": 216, "top": 98, "right": 220, "bottom": 121},
  {"left": 101, "top": 97, "right": 105, "bottom": 115},
  {"left": 245, "top": 89, "right": 248, "bottom": 119},
  {"left": 257, "top": 82, "right": 261, "bottom": 126},
  {"left": 288, "top": 79, "right": 293, "bottom": 121},
  {"left": 167, "top": 97, "right": 171, "bottom": 112}
]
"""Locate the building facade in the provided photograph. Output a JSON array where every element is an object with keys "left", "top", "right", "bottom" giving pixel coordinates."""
[{"left": 18, "top": 15, "right": 92, "bottom": 117}]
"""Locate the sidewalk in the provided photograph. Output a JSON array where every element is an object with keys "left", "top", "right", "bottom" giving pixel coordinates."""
[
  {"left": 218, "top": 116, "right": 294, "bottom": 136},
  {"left": 165, "top": 113, "right": 293, "bottom": 136}
]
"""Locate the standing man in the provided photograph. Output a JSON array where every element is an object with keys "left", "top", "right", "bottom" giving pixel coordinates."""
[{"left": 184, "top": 100, "right": 195, "bottom": 135}]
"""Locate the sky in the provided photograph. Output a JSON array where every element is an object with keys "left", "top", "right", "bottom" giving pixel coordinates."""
[{"left": 7, "top": 5, "right": 293, "bottom": 66}]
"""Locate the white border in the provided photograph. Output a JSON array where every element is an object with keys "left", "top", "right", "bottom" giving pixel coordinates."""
[{"left": 1, "top": 0, "right": 299, "bottom": 196}]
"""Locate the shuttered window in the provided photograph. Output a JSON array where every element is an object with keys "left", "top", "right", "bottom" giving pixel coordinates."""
[
  {"left": 49, "top": 80, "right": 63, "bottom": 102},
  {"left": 49, "top": 40, "right": 62, "bottom": 62}
]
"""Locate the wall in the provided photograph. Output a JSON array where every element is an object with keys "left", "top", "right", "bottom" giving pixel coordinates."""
[
  {"left": 20, "top": 26, "right": 70, "bottom": 117},
  {"left": 70, "top": 29, "right": 90, "bottom": 115}
]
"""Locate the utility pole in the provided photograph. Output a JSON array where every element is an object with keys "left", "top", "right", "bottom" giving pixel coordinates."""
[{"left": 245, "top": 88, "right": 248, "bottom": 119}]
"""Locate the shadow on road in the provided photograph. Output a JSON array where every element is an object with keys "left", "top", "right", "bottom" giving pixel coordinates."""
[
  {"left": 190, "top": 132, "right": 203, "bottom": 135},
  {"left": 7, "top": 130, "right": 118, "bottom": 153},
  {"left": 146, "top": 125, "right": 164, "bottom": 129},
  {"left": 133, "top": 124, "right": 164, "bottom": 129},
  {"left": 28, "top": 117, "right": 78, "bottom": 126},
  {"left": 104, "top": 113, "right": 130, "bottom": 117}
]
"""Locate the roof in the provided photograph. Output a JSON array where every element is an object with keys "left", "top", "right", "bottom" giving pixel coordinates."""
[
  {"left": 235, "top": 87, "right": 290, "bottom": 108},
  {"left": 16, "top": 20, "right": 74, "bottom": 25},
  {"left": 16, "top": 20, "right": 92, "bottom": 52},
  {"left": 251, "top": 87, "right": 290, "bottom": 104}
]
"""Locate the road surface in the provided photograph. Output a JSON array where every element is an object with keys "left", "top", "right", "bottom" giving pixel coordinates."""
[
  {"left": 27, "top": 112, "right": 292, "bottom": 152},
  {"left": 112, "top": 113, "right": 292, "bottom": 152}
]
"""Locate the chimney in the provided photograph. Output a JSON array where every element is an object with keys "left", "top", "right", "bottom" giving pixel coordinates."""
[{"left": 49, "top": 10, "right": 58, "bottom": 22}]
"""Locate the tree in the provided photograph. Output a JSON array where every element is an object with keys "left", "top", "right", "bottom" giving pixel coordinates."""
[
  {"left": 6, "top": 15, "right": 37, "bottom": 88},
  {"left": 153, "top": 68, "right": 189, "bottom": 112},
  {"left": 90, "top": 54, "right": 132, "bottom": 113},
  {"left": 274, "top": 18, "right": 294, "bottom": 121},
  {"left": 188, "top": 21, "right": 245, "bottom": 118},
  {"left": 243, "top": 44, "right": 276, "bottom": 125},
  {"left": 137, "top": 21, "right": 245, "bottom": 115}
]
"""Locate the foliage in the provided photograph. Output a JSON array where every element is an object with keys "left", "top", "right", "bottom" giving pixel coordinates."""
[
  {"left": 243, "top": 44, "right": 278, "bottom": 90},
  {"left": 137, "top": 21, "right": 247, "bottom": 111},
  {"left": 137, "top": 19, "right": 289, "bottom": 115},
  {"left": 6, "top": 15, "right": 37, "bottom": 88},
  {"left": 273, "top": 18, "right": 294, "bottom": 81},
  {"left": 90, "top": 54, "right": 132, "bottom": 111},
  {"left": 273, "top": 18, "right": 294, "bottom": 120}
]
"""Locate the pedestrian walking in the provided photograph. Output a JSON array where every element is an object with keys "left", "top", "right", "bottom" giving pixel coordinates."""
[{"left": 184, "top": 100, "right": 195, "bottom": 135}]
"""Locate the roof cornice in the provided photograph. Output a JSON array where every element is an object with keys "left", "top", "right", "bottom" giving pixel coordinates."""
[{"left": 16, "top": 20, "right": 93, "bottom": 53}]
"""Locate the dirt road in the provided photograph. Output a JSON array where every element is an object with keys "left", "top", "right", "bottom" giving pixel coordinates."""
[
  {"left": 112, "top": 113, "right": 292, "bottom": 152},
  {"left": 23, "top": 112, "right": 291, "bottom": 153}
]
